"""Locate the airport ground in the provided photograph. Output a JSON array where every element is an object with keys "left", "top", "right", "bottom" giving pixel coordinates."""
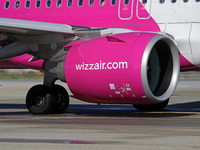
[{"left": 0, "top": 79, "right": 200, "bottom": 150}]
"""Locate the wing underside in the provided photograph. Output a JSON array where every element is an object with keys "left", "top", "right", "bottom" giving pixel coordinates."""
[{"left": 0, "top": 18, "right": 77, "bottom": 63}]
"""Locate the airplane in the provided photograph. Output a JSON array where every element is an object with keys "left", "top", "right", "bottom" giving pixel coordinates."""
[{"left": 0, "top": 0, "right": 199, "bottom": 114}]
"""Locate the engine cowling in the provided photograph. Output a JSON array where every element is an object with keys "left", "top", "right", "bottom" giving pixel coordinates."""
[{"left": 65, "top": 32, "right": 180, "bottom": 105}]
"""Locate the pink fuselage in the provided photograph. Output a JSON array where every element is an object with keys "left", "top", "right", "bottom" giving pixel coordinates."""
[
  {"left": 0, "top": 0, "right": 194, "bottom": 70},
  {"left": 0, "top": 0, "right": 159, "bottom": 31}
]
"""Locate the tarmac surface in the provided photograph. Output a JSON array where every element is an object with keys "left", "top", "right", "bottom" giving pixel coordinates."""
[{"left": 0, "top": 79, "right": 200, "bottom": 150}]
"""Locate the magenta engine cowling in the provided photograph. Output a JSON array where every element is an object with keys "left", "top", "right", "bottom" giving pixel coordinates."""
[{"left": 65, "top": 33, "right": 180, "bottom": 105}]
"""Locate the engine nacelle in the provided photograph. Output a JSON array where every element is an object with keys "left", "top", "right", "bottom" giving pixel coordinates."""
[{"left": 65, "top": 33, "right": 180, "bottom": 105}]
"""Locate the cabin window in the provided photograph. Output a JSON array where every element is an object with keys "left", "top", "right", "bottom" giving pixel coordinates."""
[
  {"left": 142, "top": 0, "right": 147, "bottom": 4},
  {"left": 124, "top": 0, "right": 129, "bottom": 5},
  {"left": 160, "top": 0, "right": 165, "bottom": 4},
  {"left": 25, "top": 0, "right": 31, "bottom": 8},
  {"left": 111, "top": 0, "right": 116, "bottom": 5},
  {"left": 57, "top": 0, "right": 62, "bottom": 7},
  {"left": 183, "top": 0, "right": 189, "bottom": 2},
  {"left": 67, "top": 0, "right": 73, "bottom": 7},
  {"left": 15, "top": 0, "right": 20, "bottom": 9},
  {"left": 100, "top": 0, "right": 105, "bottom": 6},
  {"left": 4, "top": 1, "right": 10, "bottom": 9},
  {"left": 36, "top": 0, "right": 41, "bottom": 8},
  {"left": 171, "top": 0, "right": 176, "bottom": 3},
  {"left": 46, "top": 0, "right": 51, "bottom": 7},
  {"left": 89, "top": 0, "right": 94, "bottom": 6},
  {"left": 78, "top": 0, "right": 83, "bottom": 6}
]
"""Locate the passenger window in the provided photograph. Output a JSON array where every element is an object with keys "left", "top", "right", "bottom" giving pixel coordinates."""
[
  {"left": 160, "top": 0, "right": 165, "bottom": 4},
  {"left": 111, "top": 0, "right": 116, "bottom": 5},
  {"left": 142, "top": 0, "right": 147, "bottom": 4},
  {"left": 57, "top": 0, "right": 62, "bottom": 7},
  {"left": 183, "top": 0, "right": 189, "bottom": 2},
  {"left": 124, "top": 0, "right": 129, "bottom": 5},
  {"left": 25, "top": 0, "right": 31, "bottom": 8},
  {"left": 100, "top": 0, "right": 105, "bottom": 6},
  {"left": 171, "top": 0, "right": 176, "bottom": 3},
  {"left": 67, "top": 0, "right": 73, "bottom": 7},
  {"left": 36, "top": 0, "right": 41, "bottom": 8},
  {"left": 46, "top": 0, "right": 51, "bottom": 7},
  {"left": 89, "top": 0, "right": 94, "bottom": 6},
  {"left": 15, "top": 0, "right": 20, "bottom": 9},
  {"left": 78, "top": 0, "right": 83, "bottom": 6},
  {"left": 4, "top": 1, "right": 10, "bottom": 9}
]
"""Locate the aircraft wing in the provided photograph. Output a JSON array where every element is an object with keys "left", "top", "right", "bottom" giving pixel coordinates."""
[
  {"left": 0, "top": 18, "right": 74, "bottom": 35},
  {"left": 0, "top": 17, "right": 77, "bottom": 62}
]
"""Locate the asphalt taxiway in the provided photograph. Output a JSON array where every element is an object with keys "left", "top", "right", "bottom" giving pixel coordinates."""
[{"left": 0, "top": 79, "right": 200, "bottom": 150}]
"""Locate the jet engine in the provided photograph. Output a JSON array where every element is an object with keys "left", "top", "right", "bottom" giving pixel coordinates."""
[{"left": 64, "top": 32, "right": 180, "bottom": 108}]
